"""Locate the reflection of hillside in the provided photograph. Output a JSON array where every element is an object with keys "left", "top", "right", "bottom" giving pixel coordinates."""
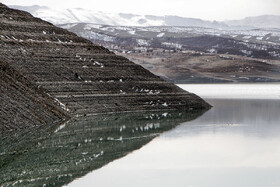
[
  {"left": 0, "top": 110, "right": 205, "bottom": 186},
  {"left": 167, "top": 99, "right": 280, "bottom": 138}
]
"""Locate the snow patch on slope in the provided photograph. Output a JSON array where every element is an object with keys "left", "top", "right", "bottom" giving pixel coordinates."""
[{"left": 157, "top": 33, "right": 165, "bottom": 37}]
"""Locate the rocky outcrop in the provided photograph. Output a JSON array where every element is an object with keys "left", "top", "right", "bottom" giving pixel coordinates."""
[{"left": 0, "top": 4, "right": 210, "bottom": 130}]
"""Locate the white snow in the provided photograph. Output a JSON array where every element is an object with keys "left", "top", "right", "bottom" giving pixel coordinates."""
[
  {"left": 54, "top": 98, "right": 70, "bottom": 111},
  {"left": 93, "top": 61, "right": 100, "bottom": 65},
  {"left": 93, "top": 151, "right": 104, "bottom": 158},
  {"left": 137, "top": 39, "right": 150, "bottom": 46},
  {"left": 208, "top": 49, "right": 217, "bottom": 53},
  {"left": 54, "top": 124, "right": 66, "bottom": 133},
  {"left": 162, "top": 113, "right": 168, "bottom": 117},
  {"left": 21, "top": 6, "right": 164, "bottom": 26},
  {"left": 157, "top": 33, "right": 165, "bottom": 37},
  {"left": 120, "top": 90, "right": 126, "bottom": 94},
  {"left": 241, "top": 50, "right": 252, "bottom": 55},
  {"left": 92, "top": 61, "right": 104, "bottom": 68},
  {"left": 162, "top": 42, "right": 182, "bottom": 49},
  {"left": 128, "top": 30, "right": 136, "bottom": 35},
  {"left": 80, "top": 31, "right": 115, "bottom": 42},
  {"left": 243, "top": 36, "right": 252, "bottom": 39}
]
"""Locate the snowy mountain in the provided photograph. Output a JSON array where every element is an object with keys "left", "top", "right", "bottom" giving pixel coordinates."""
[
  {"left": 8, "top": 5, "right": 225, "bottom": 28},
  {"left": 59, "top": 23, "right": 280, "bottom": 59},
  {"left": 10, "top": 5, "right": 280, "bottom": 29},
  {"left": 9, "top": 5, "right": 280, "bottom": 29},
  {"left": 226, "top": 15, "right": 280, "bottom": 29}
]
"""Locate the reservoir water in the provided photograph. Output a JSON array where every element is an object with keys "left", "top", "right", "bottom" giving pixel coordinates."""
[
  {"left": 68, "top": 84, "right": 280, "bottom": 187},
  {"left": 1, "top": 84, "right": 280, "bottom": 187}
]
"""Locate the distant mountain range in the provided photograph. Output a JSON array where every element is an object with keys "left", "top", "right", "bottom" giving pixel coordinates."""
[
  {"left": 225, "top": 15, "right": 280, "bottom": 29},
  {"left": 9, "top": 5, "right": 280, "bottom": 29}
]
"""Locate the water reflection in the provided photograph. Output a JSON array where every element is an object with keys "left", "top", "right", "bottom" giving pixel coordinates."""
[
  {"left": 169, "top": 99, "right": 280, "bottom": 138},
  {"left": 0, "top": 110, "right": 205, "bottom": 186},
  {"left": 68, "top": 99, "right": 280, "bottom": 187}
]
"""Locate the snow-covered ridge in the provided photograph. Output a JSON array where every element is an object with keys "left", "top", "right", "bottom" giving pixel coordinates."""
[
  {"left": 59, "top": 23, "right": 280, "bottom": 47},
  {"left": 9, "top": 5, "right": 165, "bottom": 26},
  {"left": 9, "top": 5, "right": 280, "bottom": 29}
]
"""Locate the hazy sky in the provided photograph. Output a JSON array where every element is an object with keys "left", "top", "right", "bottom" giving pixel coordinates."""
[{"left": 2, "top": 0, "right": 280, "bottom": 21}]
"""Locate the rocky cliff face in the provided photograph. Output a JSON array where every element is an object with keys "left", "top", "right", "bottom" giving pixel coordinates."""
[{"left": 0, "top": 3, "right": 210, "bottom": 130}]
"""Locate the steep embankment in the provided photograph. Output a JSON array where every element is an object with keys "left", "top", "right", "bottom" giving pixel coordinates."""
[
  {"left": 0, "top": 60, "right": 68, "bottom": 131},
  {"left": 0, "top": 3, "right": 210, "bottom": 131}
]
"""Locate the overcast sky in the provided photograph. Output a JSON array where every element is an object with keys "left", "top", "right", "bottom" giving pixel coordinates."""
[{"left": 2, "top": 0, "right": 280, "bottom": 21}]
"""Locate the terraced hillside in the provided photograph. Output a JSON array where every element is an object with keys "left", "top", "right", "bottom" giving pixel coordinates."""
[
  {"left": 0, "top": 3, "right": 209, "bottom": 130},
  {"left": 0, "top": 60, "right": 68, "bottom": 131}
]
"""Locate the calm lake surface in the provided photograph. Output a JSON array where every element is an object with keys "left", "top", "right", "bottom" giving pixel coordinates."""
[{"left": 68, "top": 84, "right": 280, "bottom": 187}]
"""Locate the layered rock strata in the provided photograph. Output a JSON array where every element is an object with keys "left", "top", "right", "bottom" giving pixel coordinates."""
[
  {"left": 0, "top": 60, "right": 68, "bottom": 131},
  {"left": 0, "top": 3, "right": 210, "bottom": 130}
]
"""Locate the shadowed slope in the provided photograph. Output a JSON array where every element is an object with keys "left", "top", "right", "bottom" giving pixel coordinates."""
[{"left": 0, "top": 61, "right": 68, "bottom": 131}]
